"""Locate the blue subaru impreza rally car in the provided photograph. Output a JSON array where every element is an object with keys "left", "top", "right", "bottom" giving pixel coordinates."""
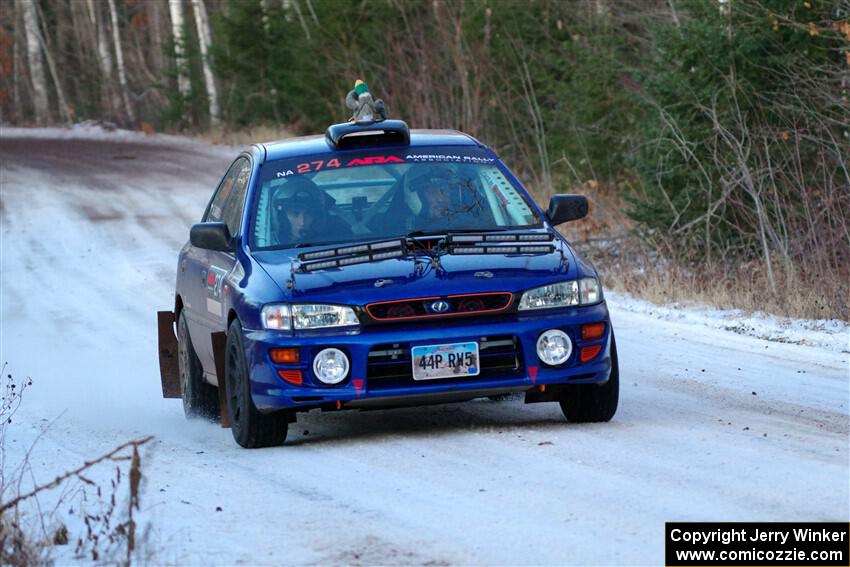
[{"left": 158, "top": 119, "right": 618, "bottom": 448}]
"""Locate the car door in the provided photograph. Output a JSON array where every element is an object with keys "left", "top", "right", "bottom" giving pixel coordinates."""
[{"left": 182, "top": 156, "right": 252, "bottom": 377}]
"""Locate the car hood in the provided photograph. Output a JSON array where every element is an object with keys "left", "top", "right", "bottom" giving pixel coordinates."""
[{"left": 252, "top": 240, "right": 580, "bottom": 305}]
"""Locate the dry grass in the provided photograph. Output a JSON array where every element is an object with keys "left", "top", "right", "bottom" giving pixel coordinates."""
[{"left": 575, "top": 236, "right": 849, "bottom": 322}]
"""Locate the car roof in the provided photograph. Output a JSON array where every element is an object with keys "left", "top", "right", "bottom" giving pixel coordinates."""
[{"left": 256, "top": 128, "right": 486, "bottom": 162}]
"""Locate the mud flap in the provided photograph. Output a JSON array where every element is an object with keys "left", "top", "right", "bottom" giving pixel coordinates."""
[
  {"left": 157, "top": 311, "right": 181, "bottom": 398},
  {"left": 211, "top": 331, "right": 231, "bottom": 428}
]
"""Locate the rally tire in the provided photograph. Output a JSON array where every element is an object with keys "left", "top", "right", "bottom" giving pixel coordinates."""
[
  {"left": 178, "top": 310, "right": 220, "bottom": 420},
  {"left": 559, "top": 334, "right": 619, "bottom": 423},
  {"left": 225, "top": 319, "right": 288, "bottom": 448}
]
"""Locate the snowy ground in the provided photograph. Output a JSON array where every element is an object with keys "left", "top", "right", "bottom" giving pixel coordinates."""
[{"left": 1, "top": 127, "right": 848, "bottom": 565}]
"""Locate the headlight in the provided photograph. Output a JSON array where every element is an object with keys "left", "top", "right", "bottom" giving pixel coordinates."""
[
  {"left": 261, "top": 304, "right": 359, "bottom": 330},
  {"left": 518, "top": 278, "right": 601, "bottom": 311},
  {"left": 518, "top": 281, "right": 579, "bottom": 310},
  {"left": 292, "top": 304, "right": 359, "bottom": 329}
]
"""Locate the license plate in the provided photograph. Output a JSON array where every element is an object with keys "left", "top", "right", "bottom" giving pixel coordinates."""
[{"left": 412, "top": 341, "right": 480, "bottom": 381}]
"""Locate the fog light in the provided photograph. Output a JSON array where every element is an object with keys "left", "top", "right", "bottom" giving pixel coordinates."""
[
  {"left": 313, "top": 348, "right": 349, "bottom": 384},
  {"left": 536, "top": 329, "right": 572, "bottom": 366}
]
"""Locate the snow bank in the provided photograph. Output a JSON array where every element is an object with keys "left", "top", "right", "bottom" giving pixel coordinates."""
[
  {"left": 607, "top": 291, "right": 849, "bottom": 354},
  {"left": 0, "top": 121, "right": 231, "bottom": 151}
]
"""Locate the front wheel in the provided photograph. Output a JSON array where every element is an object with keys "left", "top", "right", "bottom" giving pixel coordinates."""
[
  {"left": 559, "top": 334, "right": 619, "bottom": 423},
  {"left": 224, "top": 319, "right": 288, "bottom": 448}
]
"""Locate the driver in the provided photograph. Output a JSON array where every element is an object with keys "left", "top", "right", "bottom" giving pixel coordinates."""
[
  {"left": 367, "top": 166, "right": 483, "bottom": 234},
  {"left": 408, "top": 168, "right": 464, "bottom": 229},
  {"left": 418, "top": 179, "right": 452, "bottom": 221},
  {"left": 271, "top": 177, "right": 351, "bottom": 245}
]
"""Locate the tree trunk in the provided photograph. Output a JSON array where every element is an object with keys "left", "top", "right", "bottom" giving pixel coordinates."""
[
  {"left": 12, "top": 0, "right": 22, "bottom": 122},
  {"left": 260, "top": 0, "right": 271, "bottom": 33},
  {"left": 19, "top": 0, "right": 49, "bottom": 124},
  {"left": 34, "top": 1, "right": 72, "bottom": 123},
  {"left": 149, "top": 0, "right": 165, "bottom": 76},
  {"left": 169, "top": 0, "right": 190, "bottom": 99},
  {"left": 191, "top": 0, "right": 220, "bottom": 125},
  {"left": 305, "top": 0, "right": 319, "bottom": 25},
  {"left": 291, "top": 0, "right": 312, "bottom": 40},
  {"left": 87, "top": 0, "right": 119, "bottom": 115},
  {"left": 107, "top": 0, "right": 136, "bottom": 124}
]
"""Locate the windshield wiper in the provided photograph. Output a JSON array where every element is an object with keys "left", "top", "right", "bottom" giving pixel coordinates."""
[
  {"left": 293, "top": 238, "right": 355, "bottom": 249},
  {"left": 404, "top": 228, "right": 509, "bottom": 239}
]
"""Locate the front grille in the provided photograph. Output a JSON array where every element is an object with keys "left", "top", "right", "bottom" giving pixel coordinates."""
[
  {"left": 366, "top": 335, "right": 523, "bottom": 387},
  {"left": 366, "top": 292, "right": 512, "bottom": 322}
]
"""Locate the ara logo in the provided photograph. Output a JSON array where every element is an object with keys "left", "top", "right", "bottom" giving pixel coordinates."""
[
  {"left": 346, "top": 155, "right": 405, "bottom": 167},
  {"left": 429, "top": 300, "right": 451, "bottom": 314}
]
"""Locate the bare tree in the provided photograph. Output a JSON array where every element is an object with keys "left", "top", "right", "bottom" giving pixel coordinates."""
[
  {"left": 18, "top": 0, "right": 48, "bottom": 124},
  {"left": 34, "top": 1, "right": 72, "bottom": 123},
  {"left": 191, "top": 0, "right": 221, "bottom": 125},
  {"left": 169, "top": 0, "right": 190, "bottom": 100},
  {"left": 148, "top": 0, "right": 167, "bottom": 79},
  {"left": 86, "top": 0, "right": 119, "bottom": 115},
  {"left": 107, "top": 0, "right": 136, "bottom": 124},
  {"left": 290, "top": 0, "right": 312, "bottom": 40},
  {"left": 12, "top": 0, "right": 23, "bottom": 122}
]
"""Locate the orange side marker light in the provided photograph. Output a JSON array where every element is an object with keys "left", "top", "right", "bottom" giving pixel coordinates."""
[
  {"left": 580, "top": 345, "right": 603, "bottom": 363},
  {"left": 277, "top": 369, "right": 303, "bottom": 385},
  {"left": 581, "top": 322, "right": 606, "bottom": 341},
  {"left": 270, "top": 348, "right": 299, "bottom": 364}
]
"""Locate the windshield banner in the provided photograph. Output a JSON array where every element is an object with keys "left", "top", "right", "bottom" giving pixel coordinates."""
[{"left": 270, "top": 148, "right": 496, "bottom": 178}]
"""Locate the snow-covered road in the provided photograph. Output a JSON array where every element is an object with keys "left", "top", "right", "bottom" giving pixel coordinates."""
[{"left": 1, "top": 130, "right": 847, "bottom": 565}]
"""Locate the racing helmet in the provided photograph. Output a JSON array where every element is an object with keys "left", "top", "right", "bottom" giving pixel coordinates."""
[
  {"left": 271, "top": 176, "right": 326, "bottom": 240},
  {"left": 403, "top": 165, "right": 464, "bottom": 217}
]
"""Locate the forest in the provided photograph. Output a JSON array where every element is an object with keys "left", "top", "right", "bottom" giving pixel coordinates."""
[{"left": 2, "top": 0, "right": 848, "bottom": 320}]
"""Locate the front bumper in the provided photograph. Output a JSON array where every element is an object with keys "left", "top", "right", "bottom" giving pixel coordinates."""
[{"left": 243, "top": 301, "right": 613, "bottom": 412}]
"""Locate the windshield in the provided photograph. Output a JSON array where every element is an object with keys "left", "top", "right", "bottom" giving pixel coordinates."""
[{"left": 251, "top": 147, "right": 540, "bottom": 250}]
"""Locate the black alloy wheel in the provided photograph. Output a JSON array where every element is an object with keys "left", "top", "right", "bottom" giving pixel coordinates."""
[
  {"left": 224, "top": 319, "right": 288, "bottom": 448},
  {"left": 559, "top": 333, "right": 620, "bottom": 423}
]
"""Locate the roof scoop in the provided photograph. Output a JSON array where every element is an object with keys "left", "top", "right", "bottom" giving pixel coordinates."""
[{"left": 325, "top": 120, "right": 410, "bottom": 150}]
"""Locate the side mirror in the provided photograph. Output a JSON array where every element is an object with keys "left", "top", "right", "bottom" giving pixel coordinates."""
[
  {"left": 190, "top": 222, "right": 233, "bottom": 252},
  {"left": 545, "top": 194, "right": 588, "bottom": 226}
]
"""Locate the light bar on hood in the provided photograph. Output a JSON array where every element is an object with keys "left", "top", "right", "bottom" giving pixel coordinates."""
[
  {"left": 297, "top": 238, "right": 407, "bottom": 272},
  {"left": 299, "top": 238, "right": 405, "bottom": 261},
  {"left": 450, "top": 244, "right": 555, "bottom": 255},
  {"left": 447, "top": 232, "right": 554, "bottom": 245},
  {"left": 447, "top": 231, "right": 555, "bottom": 255}
]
